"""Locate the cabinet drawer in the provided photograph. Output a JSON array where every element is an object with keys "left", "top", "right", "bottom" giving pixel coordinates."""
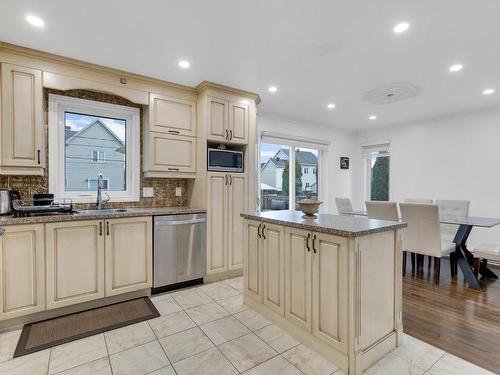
[
  {"left": 149, "top": 93, "right": 196, "bottom": 137},
  {"left": 149, "top": 132, "right": 196, "bottom": 173}
]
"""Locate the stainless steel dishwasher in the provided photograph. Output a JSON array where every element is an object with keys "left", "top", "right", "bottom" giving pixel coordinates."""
[{"left": 153, "top": 213, "right": 206, "bottom": 293}]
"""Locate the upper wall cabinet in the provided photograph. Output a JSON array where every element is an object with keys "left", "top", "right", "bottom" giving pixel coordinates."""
[
  {"left": 207, "top": 97, "right": 248, "bottom": 144},
  {"left": 144, "top": 91, "right": 197, "bottom": 177},
  {"left": 149, "top": 93, "right": 196, "bottom": 137},
  {"left": 0, "top": 63, "right": 45, "bottom": 175}
]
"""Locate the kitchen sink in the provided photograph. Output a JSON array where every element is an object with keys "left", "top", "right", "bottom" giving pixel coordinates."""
[{"left": 72, "top": 208, "right": 129, "bottom": 216}]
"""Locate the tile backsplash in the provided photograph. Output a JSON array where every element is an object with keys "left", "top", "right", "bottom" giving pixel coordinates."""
[{"left": 0, "top": 89, "right": 187, "bottom": 209}]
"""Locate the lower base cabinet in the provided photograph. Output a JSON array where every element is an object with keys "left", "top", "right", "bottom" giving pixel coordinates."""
[{"left": 0, "top": 224, "right": 45, "bottom": 320}]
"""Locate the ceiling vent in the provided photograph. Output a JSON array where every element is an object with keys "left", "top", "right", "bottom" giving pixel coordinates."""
[{"left": 362, "top": 82, "right": 422, "bottom": 105}]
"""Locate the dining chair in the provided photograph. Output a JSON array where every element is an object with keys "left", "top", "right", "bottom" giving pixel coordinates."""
[
  {"left": 405, "top": 198, "right": 433, "bottom": 204},
  {"left": 399, "top": 203, "right": 456, "bottom": 284},
  {"left": 335, "top": 197, "right": 353, "bottom": 214},
  {"left": 434, "top": 199, "right": 470, "bottom": 242},
  {"left": 365, "top": 201, "right": 399, "bottom": 221},
  {"left": 472, "top": 243, "right": 500, "bottom": 278}
]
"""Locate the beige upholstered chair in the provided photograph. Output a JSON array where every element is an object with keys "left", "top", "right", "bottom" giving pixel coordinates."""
[
  {"left": 399, "top": 203, "right": 456, "bottom": 284},
  {"left": 405, "top": 198, "right": 433, "bottom": 204},
  {"left": 335, "top": 197, "right": 353, "bottom": 214},
  {"left": 365, "top": 201, "right": 399, "bottom": 221},
  {"left": 473, "top": 243, "right": 500, "bottom": 277},
  {"left": 434, "top": 199, "right": 470, "bottom": 242}
]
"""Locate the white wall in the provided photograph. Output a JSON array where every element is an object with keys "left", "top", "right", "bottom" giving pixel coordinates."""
[
  {"left": 355, "top": 105, "right": 500, "bottom": 246},
  {"left": 258, "top": 114, "right": 357, "bottom": 214}
]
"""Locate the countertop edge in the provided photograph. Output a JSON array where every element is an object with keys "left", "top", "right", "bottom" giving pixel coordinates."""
[
  {"left": 0, "top": 207, "right": 206, "bottom": 226},
  {"left": 241, "top": 212, "right": 407, "bottom": 237}
]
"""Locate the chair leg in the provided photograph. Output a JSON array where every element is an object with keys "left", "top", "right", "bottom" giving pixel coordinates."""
[
  {"left": 417, "top": 254, "right": 424, "bottom": 269},
  {"left": 434, "top": 257, "right": 441, "bottom": 285},
  {"left": 473, "top": 258, "right": 480, "bottom": 277},
  {"left": 410, "top": 253, "right": 416, "bottom": 273},
  {"left": 402, "top": 251, "right": 407, "bottom": 277},
  {"left": 428, "top": 256, "right": 432, "bottom": 270},
  {"left": 450, "top": 252, "right": 456, "bottom": 278}
]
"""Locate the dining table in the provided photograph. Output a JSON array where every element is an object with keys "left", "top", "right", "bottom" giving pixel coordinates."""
[{"left": 347, "top": 210, "right": 500, "bottom": 290}]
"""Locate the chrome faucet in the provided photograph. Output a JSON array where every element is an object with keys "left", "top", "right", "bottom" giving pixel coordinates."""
[{"left": 96, "top": 173, "right": 110, "bottom": 210}]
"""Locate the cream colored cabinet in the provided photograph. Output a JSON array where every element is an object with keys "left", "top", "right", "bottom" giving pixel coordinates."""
[
  {"left": 244, "top": 220, "right": 262, "bottom": 301},
  {"left": 284, "top": 227, "right": 312, "bottom": 331},
  {"left": 149, "top": 93, "right": 196, "bottom": 137},
  {"left": 0, "top": 224, "right": 45, "bottom": 320},
  {"left": 207, "top": 97, "right": 248, "bottom": 144},
  {"left": 312, "top": 232, "right": 347, "bottom": 351},
  {"left": 105, "top": 217, "right": 152, "bottom": 296},
  {"left": 0, "top": 63, "right": 45, "bottom": 175},
  {"left": 262, "top": 223, "right": 285, "bottom": 315},
  {"left": 206, "top": 172, "right": 247, "bottom": 276},
  {"left": 145, "top": 132, "right": 196, "bottom": 174},
  {"left": 45, "top": 220, "right": 105, "bottom": 310}
]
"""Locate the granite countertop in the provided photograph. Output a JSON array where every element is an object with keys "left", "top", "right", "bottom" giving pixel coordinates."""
[
  {"left": 241, "top": 210, "right": 406, "bottom": 237},
  {"left": 0, "top": 207, "right": 206, "bottom": 225}
]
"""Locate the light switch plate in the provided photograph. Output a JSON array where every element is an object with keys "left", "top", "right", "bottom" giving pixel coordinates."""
[
  {"left": 175, "top": 187, "right": 182, "bottom": 196},
  {"left": 143, "top": 187, "right": 154, "bottom": 197}
]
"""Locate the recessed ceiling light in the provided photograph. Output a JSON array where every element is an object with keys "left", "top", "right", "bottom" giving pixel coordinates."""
[
  {"left": 268, "top": 86, "right": 278, "bottom": 93},
  {"left": 327, "top": 103, "right": 335, "bottom": 109},
  {"left": 178, "top": 60, "right": 190, "bottom": 69},
  {"left": 449, "top": 64, "right": 463, "bottom": 73},
  {"left": 393, "top": 22, "right": 410, "bottom": 34},
  {"left": 483, "top": 88, "right": 495, "bottom": 95},
  {"left": 369, "top": 115, "right": 377, "bottom": 120},
  {"left": 26, "top": 14, "right": 44, "bottom": 27}
]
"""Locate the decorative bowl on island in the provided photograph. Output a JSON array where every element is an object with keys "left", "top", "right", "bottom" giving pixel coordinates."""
[{"left": 297, "top": 198, "right": 323, "bottom": 219}]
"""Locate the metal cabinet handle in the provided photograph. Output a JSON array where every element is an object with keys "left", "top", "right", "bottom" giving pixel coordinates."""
[
  {"left": 257, "top": 223, "right": 262, "bottom": 238},
  {"left": 168, "top": 168, "right": 180, "bottom": 171},
  {"left": 225, "top": 129, "right": 229, "bottom": 140},
  {"left": 106, "top": 222, "right": 110, "bottom": 236},
  {"left": 262, "top": 225, "right": 266, "bottom": 239},
  {"left": 229, "top": 175, "right": 233, "bottom": 185},
  {"left": 312, "top": 234, "right": 317, "bottom": 253},
  {"left": 99, "top": 222, "right": 102, "bottom": 236},
  {"left": 306, "top": 233, "right": 311, "bottom": 252},
  {"left": 225, "top": 175, "right": 228, "bottom": 185},
  {"left": 229, "top": 130, "right": 233, "bottom": 140},
  {"left": 37, "top": 150, "right": 41, "bottom": 165},
  {"left": 168, "top": 130, "right": 180, "bottom": 134}
]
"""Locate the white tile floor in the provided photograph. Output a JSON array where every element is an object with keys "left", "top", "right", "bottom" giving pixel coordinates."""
[{"left": 0, "top": 276, "right": 495, "bottom": 375}]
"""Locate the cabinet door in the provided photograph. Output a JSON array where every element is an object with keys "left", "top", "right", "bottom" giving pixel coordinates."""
[
  {"left": 227, "top": 174, "right": 247, "bottom": 270},
  {"left": 1, "top": 64, "right": 44, "bottom": 174},
  {"left": 148, "top": 132, "right": 196, "bottom": 173},
  {"left": 312, "top": 232, "right": 347, "bottom": 350},
  {"left": 244, "top": 220, "right": 262, "bottom": 301},
  {"left": 105, "top": 217, "right": 152, "bottom": 296},
  {"left": 262, "top": 223, "right": 285, "bottom": 316},
  {"left": 46, "top": 221, "right": 105, "bottom": 309},
  {"left": 149, "top": 93, "right": 196, "bottom": 137},
  {"left": 0, "top": 225, "right": 44, "bottom": 320},
  {"left": 228, "top": 101, "right": 248, "bottom": 144},
  {"left": 207, "top": 97, "right": 228, "bottom": 142},
  {"left": 206, "top": 173, "right": 228, "bottom": 275},
  {"left": 284, "top": 227, "right": 312, "bottom": 332}
]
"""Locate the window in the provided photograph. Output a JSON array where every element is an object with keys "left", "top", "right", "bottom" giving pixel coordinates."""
[
  {"left": 259, "top": 133, "right": 328, "bottom": 212},
  {"left": 88, "top": 178, "right": 109, "bottom": 190},
  {"left": 91, "top": 150, "right": 105, "bottom": 163},
  {"left": 49, "top": 94, "right": 140, "bottom": 203},
  {"left": 362, "top": 143, "right": 390, "bottom": 201}
]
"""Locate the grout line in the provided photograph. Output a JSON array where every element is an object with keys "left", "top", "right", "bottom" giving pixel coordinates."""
[{"left": 102, "top": 333, "right": 114, "bottom": 375}]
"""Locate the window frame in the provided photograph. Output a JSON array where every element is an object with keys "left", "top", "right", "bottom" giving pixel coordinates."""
[
  {"left": 48, "top": 94, "right": 140, "bottom": 203},
  {"left": 90, "top": 150, "right": 106, "bottom": 163},
  {"left": 87, "top": 177, "right": 109, "bottom": 190},
  {"left": 259, "top": 132, "right": 329, "bottom": 212},
  {"left": 362, "top": 142, "right": 391, "bottom": 201}
]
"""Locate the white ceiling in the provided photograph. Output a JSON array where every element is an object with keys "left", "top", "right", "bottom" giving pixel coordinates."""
[{"left": 1, "top": 0, "right": 499, "bottom": 130}]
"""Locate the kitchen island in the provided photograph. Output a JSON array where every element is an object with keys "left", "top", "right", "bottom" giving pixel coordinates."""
[{"left": 241, "top": 210, "right": 406, "bottom": 375}]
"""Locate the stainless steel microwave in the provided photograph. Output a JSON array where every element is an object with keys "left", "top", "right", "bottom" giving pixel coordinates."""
[{"left": 207, "top": 148, "right": 244, "bottom": 172}]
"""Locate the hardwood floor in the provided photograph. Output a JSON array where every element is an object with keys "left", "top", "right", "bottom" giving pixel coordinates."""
[{"left": 403, "top": 256, "right": 500, "bottom": 374}]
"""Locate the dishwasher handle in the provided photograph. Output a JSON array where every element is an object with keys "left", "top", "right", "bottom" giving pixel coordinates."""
[{"left": 155, "top": 218, "right": 206, "bottom": 226}]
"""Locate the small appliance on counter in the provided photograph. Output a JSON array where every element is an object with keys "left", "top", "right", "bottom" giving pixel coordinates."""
[
  {"left": 0, "top": 189, "right": 20, "bottom": 215},
  {"left": 11, "top": 193, "right": 74, "bottom": 217}
]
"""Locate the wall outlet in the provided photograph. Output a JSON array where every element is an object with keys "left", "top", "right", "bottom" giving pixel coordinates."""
[
  {"left": 175, "top": 187, "right": 182, "bottom": 197},
  {"left": 143, "top": 187, "right": 154, "bottom": 197}
]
